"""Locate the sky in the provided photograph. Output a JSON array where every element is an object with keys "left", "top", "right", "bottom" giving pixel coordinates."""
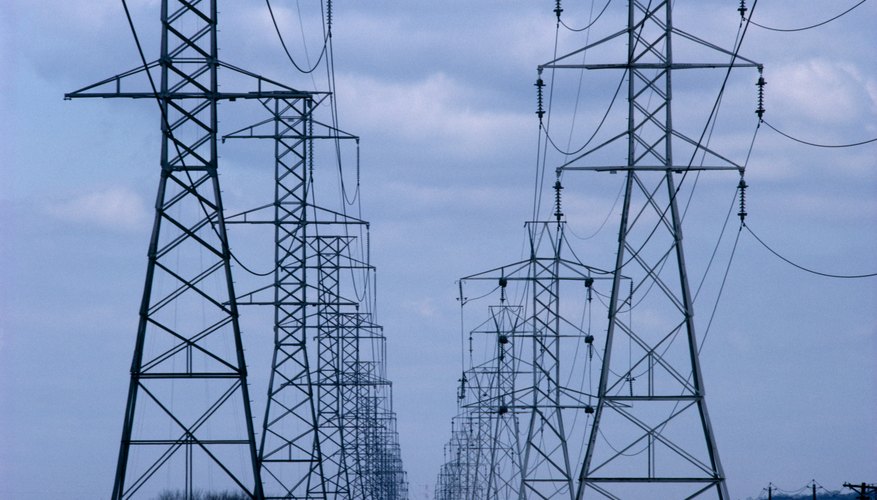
[{"left": 1, "top": 1, "right": 875, "bottom": 499}]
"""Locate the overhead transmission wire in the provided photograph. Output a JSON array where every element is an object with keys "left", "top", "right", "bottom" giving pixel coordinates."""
[
  {"left": 265, "top": 0, "right": 328, "bottom": 74},
  {"left": 738, "top": 58, "right": 876, "bottom": 281},
  {"left": 762, "top": 120, "right": 877, "bottom": 148},
  {"left": 743, "top": 224, "right": 877, "bottom": 279},
  {"left": 543, "top": 65, "right": 627, "bottom": 158},
  {"left": 559, "top": 0, "right": 613, "bottom": 33},
  {"left": 555, "top": 0, "right": 618, "bottom": 159},
  {"left": 743, "top": 0, "right": 868, "bottom": 32}
]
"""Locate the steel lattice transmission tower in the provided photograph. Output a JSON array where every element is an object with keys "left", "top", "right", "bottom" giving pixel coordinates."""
[
  {"left": 479, "top": 302, "right": 525, "bottom": 500},
  {"left": 224, "top": 91, "right": 407, "bottom": 498},
  {"left": 540, "top": 1, "right": 761, "bottom": 498},
  {"left": 65, "top": 1, "right": 311, "bottom": 498},
  {"left": 441, "top": 193, "right": 607, "bottom": 500}
]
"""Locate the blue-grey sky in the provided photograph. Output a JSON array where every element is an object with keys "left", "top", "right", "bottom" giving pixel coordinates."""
[{"left": 1, "top": 1, "right": 875, "bottom": 499}]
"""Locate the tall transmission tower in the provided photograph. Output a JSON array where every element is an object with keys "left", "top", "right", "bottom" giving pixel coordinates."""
[
  {"left": 540, "top": 2, "right": 761, "bottom": 498},
  {"left": 433, "top": 2, "right": 760, "bottom": 498},
  {"left": 439, "top": 184, "right": 608, "bottom": 500},
  {"left": 66, "top": 2, "right": 310, "bottom": 497}
]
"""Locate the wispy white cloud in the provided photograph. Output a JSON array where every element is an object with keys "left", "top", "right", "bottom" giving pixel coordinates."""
[
  {"left": 46, "top": 186, "right": 149, "bottom": 231},
  {"left": 771, "top": 58, "right": 877, "bottom": 124},
  {"left": 401, "top": 297, "right": 438, "bottom": 319},
  {"left": 337, "top": 72, "right": 532, "bottom": 161}
]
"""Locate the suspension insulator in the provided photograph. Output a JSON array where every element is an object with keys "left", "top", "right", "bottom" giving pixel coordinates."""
[
  {"left": 756, "top": 75, "right": 766, "bottom": 120},
  {"left": 327, "top": 0, "right": 333, "bottom": 36},
  {"left": 553, "top": 180, "right": 563, "bottom": 222},
  {"left": 535, "top": 77, "right": 546, "bottom": 121},
  {"left": 554, "top": 0, "right": 563, "bottom": 20},
  {"left": 737, "top": 0, "right": 747, "bottom": 17},
  {"left": 738, "top": 178, "right": 748, "bottom": 222}
]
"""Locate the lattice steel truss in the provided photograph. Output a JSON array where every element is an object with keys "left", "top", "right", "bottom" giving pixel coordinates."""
[
  {"left": 540, "top": 1, "right": 760, "bottom": 498},
  {"left": 479, "top": 304, "right": 525, "bottom": 499},
  {"left": 224, "top": 94, "right": 407, "bottom": 499},
  {"left": 436, "top": 198, "right": 608, "bottom": 500},
  {"left": 66, "top": 2, "right": 311, "bottom": 497},
  {"left": 68, "top": 1, "right": 407, "bottom": 498}
]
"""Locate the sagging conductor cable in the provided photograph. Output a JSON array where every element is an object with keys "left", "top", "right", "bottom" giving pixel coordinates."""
[
  {"left": 740, "top": 0, "right": 868, "bottom": 32},
  {"left": 743, "top": 223, "right": 877, "bottom": 279}
]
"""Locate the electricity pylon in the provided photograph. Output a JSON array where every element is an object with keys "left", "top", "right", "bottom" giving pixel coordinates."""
[
  {"left": 478, "top": 303, "right": 525, "bottom": 500},
  {"left": 454, "top": 187, "right": 607, "bottom": 500},
  {"left": 541, "top": 2, "right": 761, "bottom": 498},
  {"left": 224, "top": 99, "right": 374, "bottom": 499},
  {"left": 224, "top": 96, "right": 407, "bottom": 498},
  {"left": 66, "top": 1, "right": 309, "bottom": 497}
]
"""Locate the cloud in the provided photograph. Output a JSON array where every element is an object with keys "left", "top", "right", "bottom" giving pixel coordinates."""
[
  {"left": 401, "top": 297, "right": 438, "bottom": 319},
  {"left": 771, "top": 58, "right": 877, "bottom": 124},
  {"left": 337, "top": 72, "right": 532, "bottom": 160},
  {"left": 46, "top": 186, "right": 149, "bottom": 231}
]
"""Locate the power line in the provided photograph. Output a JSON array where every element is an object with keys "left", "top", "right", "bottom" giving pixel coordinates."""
[
  {"left": 745, "top": 0, "right": 868, "bottom": 32},
  {"left": 559, "top": 0, "right": 614, "bottom": 33},
  {"left": 763, "top": 120, "right": 877, "bottom": 148},
  {"left": 744, "top": 223, "right": 877, "bottom": 279},
  {"left": 265, "top": 0, "right": 328, "bottom": 74}
]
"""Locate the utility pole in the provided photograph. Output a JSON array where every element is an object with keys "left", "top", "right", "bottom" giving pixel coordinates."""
[{"left": 844, "top": 482, "right": 877, "bottom": 500}]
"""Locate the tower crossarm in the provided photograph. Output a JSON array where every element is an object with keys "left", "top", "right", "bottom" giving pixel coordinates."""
[{"left": 65, "top": 60, "right": 315, "bottom": 101}]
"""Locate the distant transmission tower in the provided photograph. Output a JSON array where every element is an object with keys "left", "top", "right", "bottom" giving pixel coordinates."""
[
  {"left": 540, "top": 2, "right": 761, "bottom": 498},
  {"left": 444, "top": 183, "right": 606, "bottom": 500},
  {"left": 65, "top": 1, "right": 309, "bottom": 497},
  {"left": 223, "top": 92, "right": 407, "bottom": 498},
  {"left": 479, "top": 301, "right": 524, "bottom": 499}
]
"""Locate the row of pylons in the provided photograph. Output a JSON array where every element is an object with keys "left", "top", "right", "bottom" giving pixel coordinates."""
[
  {"left": 66, "top": 1, "right": 407, "bottom": 498},
  {"left": 433, "top": 0, "right": 763, "bottom": 498}
]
